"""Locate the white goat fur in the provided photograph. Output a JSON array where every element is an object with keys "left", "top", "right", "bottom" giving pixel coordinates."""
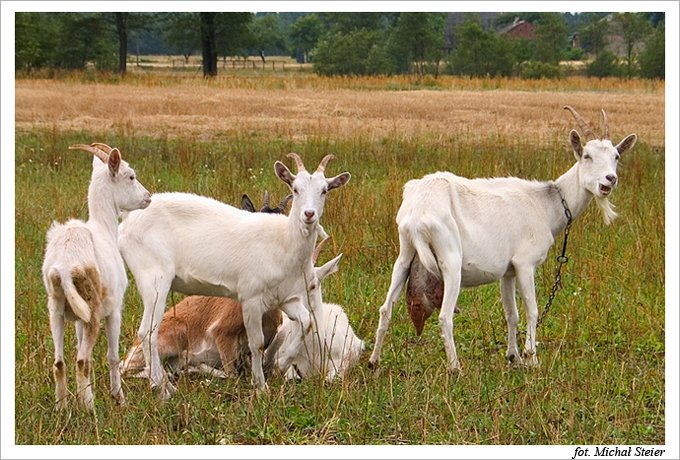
[
  {"left": 42, "top": 144, "right": 150, "bottom": 410},
  {"left": 265, "top": 254, "right": 365, "bottom": 382},
  {"left": 118, "top": 154, "right": 350, "bottom": 396},
  {"left": 369, "top": 107, "right": 637, "bottom": 370}
]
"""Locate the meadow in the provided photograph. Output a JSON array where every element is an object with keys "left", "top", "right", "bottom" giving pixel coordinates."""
[{"left": 13, "top": 71, "right": 665, "bottom": 447}]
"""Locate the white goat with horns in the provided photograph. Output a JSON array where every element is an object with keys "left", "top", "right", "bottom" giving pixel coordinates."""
[
  {"left": 118, "top": 153, "right": 350, "bottom": 397},
  {"left": 369, "top": 106, "right": 637, "bottom": 371},
  {"left": 42, "top": 143, "right": 151, "bottom": 410}
]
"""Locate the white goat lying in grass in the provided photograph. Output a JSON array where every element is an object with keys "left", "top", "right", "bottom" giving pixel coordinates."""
[
  {"left": 42, "top": 143, "right": 150, "bottom": 410},
  {"left": 369, "top": 106, "right": 637, "bottom": 371},
  {"left": 265, "top": 240, "right": 365, "bottom": 382},
  {"left": 119, "top": 154, "right": 350, "bottom": 397}
]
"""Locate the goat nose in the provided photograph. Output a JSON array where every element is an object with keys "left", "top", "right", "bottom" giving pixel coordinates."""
[
  {"left": 304, "top": 210, "right": 315, "bottom": 220},
  {"left": 606, "top": 174, "right": 617, "bottom": 185}
]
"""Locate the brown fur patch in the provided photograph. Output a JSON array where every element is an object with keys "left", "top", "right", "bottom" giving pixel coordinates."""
[
  {"left": 53, "top": 360, "right": 65, "bottom": 378},
  {"left": 71, "top": 266, "right": 103, "bottom": 321},
  {"left": 77, "top": 359, "right": 90, "bottom": 379}
]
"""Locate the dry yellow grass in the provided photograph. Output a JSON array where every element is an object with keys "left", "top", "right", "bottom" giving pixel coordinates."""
[{"left": 15, "top": 76, "right": 664, "bottom": 148}]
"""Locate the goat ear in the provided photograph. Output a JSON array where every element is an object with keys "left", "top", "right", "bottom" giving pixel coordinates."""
[
  {"left": 108, "top": 148, "right": 121, "bottom": 177},
  {"left": 275, "top": 161, "right": 295, "bottom": 187},
  {"left": 315, "top": 253, "right": 343, "bottom": 280},
  {"left": 327, "top": 172, "right": 351, "bottom": 191},
  {"left": 569, "top": 130, "right": 583, "bottom": 160},
  {"left": 241, "top": 194, "right": 256, "bottom": 212},
  {"left": 615, "top": 133, "right": 637, "bottom": 156}
]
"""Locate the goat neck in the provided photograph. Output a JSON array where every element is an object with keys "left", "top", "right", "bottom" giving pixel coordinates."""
[{"left": 551, "top": 163, "right": 590, "bottom": 234}]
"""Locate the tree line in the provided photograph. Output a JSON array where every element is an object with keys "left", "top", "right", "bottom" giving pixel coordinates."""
[{"left": 15, "top": 12, "right": 664, "bottom": 79}]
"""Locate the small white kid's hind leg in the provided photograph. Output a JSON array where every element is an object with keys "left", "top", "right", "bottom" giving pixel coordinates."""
[
  {"left": 48, "top": 297, "right": 68, "bottom": 410},
  {"left": 75, "top": 316, "right": 100, "bottom": 411},
  {"left": 368, "top": 234, "right": 416, "bottom": 368}
]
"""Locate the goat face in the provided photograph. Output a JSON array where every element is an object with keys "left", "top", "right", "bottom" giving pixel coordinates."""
[
  {"left": 275, "top": 153, "right": 350, "bottom": 229},
  {"left": 571, "top": 134, "right": 636, "bottom": 199},
  {"left": 92, "top": 149, "right": 151, "bottom": 212}
]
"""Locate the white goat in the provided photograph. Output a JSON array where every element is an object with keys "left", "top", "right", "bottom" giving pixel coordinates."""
[
  {"left": 42, "top": 143, "right": 151, "bottom": 410},
  {"left": 369, "top": 106, "right": 637, "bottom": 371},
  {"left": 265, "top": 245, "right": 365, "bottom": 382},
  {"left": 118, "top": 153, "right": 350, "bottom": 397}
]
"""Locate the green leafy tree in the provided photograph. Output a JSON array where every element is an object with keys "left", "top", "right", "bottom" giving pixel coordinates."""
[
  {"left": 534, "top": 13, "right": 568, "bottom": 64},
  {"left": 585, "top": 51, "right": 621, "bottom": 77},
  {"left": 214, "top": 12, "right": 252, "bottom": 59},
  {"left": 164, "top": 13, "right": 201, "bottom": 64},
  {"left": 638, "top": 24, "right": 664, "bottom": 79},
  {"left": 447, "top": 20, "right": 513, "bottom": 77},
  {"left": 52, "top": 13, "right": 117, "bottom": 70},
  {"left": 614, "top": 12, "right": 653, "bottom": 78},
  {"left": 389, "top": 13, "right": 447, "bottom": 77},
  {"left": 579, "top": 14, "right": 609, "bottom": 58},
  {"left": 249, "top": 14, "right": 287, "bottom": 62},
  {"left": 15, "top": 13, "right": 55, "bottom": 71},
  {"left": 290, "top": 14, "right": 323, "bottom": 63},
  {"left": 313, "top": 29, "right": 391, "bottom": 76}
]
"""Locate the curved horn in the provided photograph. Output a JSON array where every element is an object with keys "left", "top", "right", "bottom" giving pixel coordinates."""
[
  {"left": 262, "top": 191, "right": 270, "bottom": 209},
  {"left": 286, "top": 152, "right": 306, "bottom": 172},
  {"left": 90, "top": 142, "right": 115, "bottom": 155},
  {"left": 564, "top": 105, "right": 596, "bottom": 141},
  {"left": 69, "top": 143, "right": 109, "bottom": 163},
  {"left": 601, "top": 109, "right": 610, "bottom": 140},
  {"left": 278, "top": 194, "right": 293, "bottom": 212},
  {"left": 312, "top": 236, "right": 331, "bottom": 265},
  {"left": 316, "top": 154, "right": 336, "bottom": 174}
]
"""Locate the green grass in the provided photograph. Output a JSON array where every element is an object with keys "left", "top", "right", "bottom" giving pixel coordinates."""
[{"left": 14, "top": 122, "right": 664, "bottom": 445}]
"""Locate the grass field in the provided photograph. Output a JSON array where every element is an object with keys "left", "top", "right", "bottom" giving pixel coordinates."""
[{"left": 12, "top": 72, "right": 666, "bottom": 448}]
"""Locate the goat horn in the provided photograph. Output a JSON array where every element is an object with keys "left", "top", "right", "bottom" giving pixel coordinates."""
[
  {"left": 312, "top": 235, "right": 331, "bottom": 265},
  {"left": 262, "top": 191, "right": 270, "bottom": 209},
  {"left": 90, "top": 142, "right": 115, "bottom": 155},
  {"left": 286, "top": 152, "right": 306, "bottom": 172},
  {"left": 279, "top": 194, "right": 293, "bottom": 211},
  {"left": 316, "top": 154, "right": 336, "bottom": 174},
  {"left": 601, "top": 109, "right": 610, "bottom": 140},
  {"left": 564, "top": 105, "right": 596, "bottom": 141},
  {"left": 68, "top": 143, "right": 109, "bottom": 164}
]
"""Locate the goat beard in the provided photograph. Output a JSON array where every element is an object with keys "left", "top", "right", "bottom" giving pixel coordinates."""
[{"left": 595, "top": 196, "right": 618, "bottom": 225}]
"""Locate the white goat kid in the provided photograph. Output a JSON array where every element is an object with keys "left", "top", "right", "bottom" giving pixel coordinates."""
[
  {"left": 118, "top": 153, "right": 350, "bottom": 397},
  {"left": 265, "top": 240, "right": 365, "bottom": 382},
  {"left": 369, "top": 106, "right": 637, "bottom": 371},
  {"left": 42, "top": 143, "right": 151, "bottom": 410}
]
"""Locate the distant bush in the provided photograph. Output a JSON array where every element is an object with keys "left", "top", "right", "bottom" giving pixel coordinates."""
[
  {"left": 586, "top": 51, "right": 622, "bottom": 77},
  {"left": 519, "top": 60, "right": 561, "bottom": 79},
  {"left": 313, "top": 29, "right": 393, "bottom": 76}
]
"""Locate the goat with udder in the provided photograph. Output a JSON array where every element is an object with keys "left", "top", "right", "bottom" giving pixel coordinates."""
[
  {"left": 265, "top": 237, "right": 365, "bottom": 382},
  {"left": 369, "top": 106, "right": 637, "bottom": 371},
  {"left": 121, "top": 192, "right": 290, "bottom": 379},
  {"left": 118, "top": 154, "right": 350, "bottom": 397},
  {"left": 42, "top": 143, "right": 151, "bottom": 410}
]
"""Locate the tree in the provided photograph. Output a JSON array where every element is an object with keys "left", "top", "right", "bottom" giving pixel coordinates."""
[
  {"left": 249, "top": 14, "right": 287, "bottom": 62},
  {"left": 585, "top": 51, "right": 621, "bottom": 77},
  {"left": 389, "top": 13, "right": 447, "bottom": 77},
  {"left": 313, "top": 29, "right": 392, "bottom": 76},
  {"left": 200, "top": 12, "right": 218, "bottom": 77},
  {"left": 533, "top": 13, "right": 568, "bottom": 65},
  {"left": 579, "top": 14, "right": 609, "bottom": 58},
  {"left": 164, "top": 13, "right": 201, "bottom": 64},
  {"left": 613, "top": 12, "right": 653, "bottom": 78},
  {"left": 290, "top": 14, "right": 323, "bottom": 63},
  {"left": 15, "top": 13, "right": 54, "bottom": 71},
  {"left": 114, "top": 13, "right": 128, "bottom": 74},
  {"left": 214, "top": 12, "right": 252, "bottom": 59},
  {"left": 447, "top": 20, "right": 513, "bottom": 77},
  {"left": 638, "top": 24, "right": 664, "bottom": 79}
]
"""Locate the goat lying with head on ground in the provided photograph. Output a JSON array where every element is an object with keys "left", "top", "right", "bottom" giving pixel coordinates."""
[
  {"left": 42, "top": 143, "right": 151, "bottom": 410},
  {"left": 265, "top": 236, "right": 365, "bottom": 382},
  {"left": 121, "top": 192, "right": 289, "bottom": 379},
  {"left": 369, "top": 106, "right": 637, "bottom": 371},
  {"left": 119, "top": 154, "right": 350, "bottom": 397}
]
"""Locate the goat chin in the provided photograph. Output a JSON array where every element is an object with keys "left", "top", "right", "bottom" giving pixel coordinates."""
[{"left": 595, "top": 197, "right": 618, "bottom": 225}]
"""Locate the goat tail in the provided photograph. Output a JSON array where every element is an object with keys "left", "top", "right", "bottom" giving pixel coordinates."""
[
  {"left": 49, "top": 267, "right": 94, "bottom": 323},
  {"left": 402, "top": 218, "right": 440, "bottom": 278}
]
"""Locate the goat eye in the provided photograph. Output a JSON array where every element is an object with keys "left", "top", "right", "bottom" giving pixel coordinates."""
[
  {"left": 615, "top": 154, "right": 620, "bottom": 161},
  {"left": 293, "top": 187, "right": 299, "bottom": 195},
  {"left": 583, "top": 154, "right": 591, "bottom": 160},
  {"left": 321, "top": 189, "right": 327, "bottom": 195},
  {"left": 130, "top": 175, "right": 135, "bottom": 181}
]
